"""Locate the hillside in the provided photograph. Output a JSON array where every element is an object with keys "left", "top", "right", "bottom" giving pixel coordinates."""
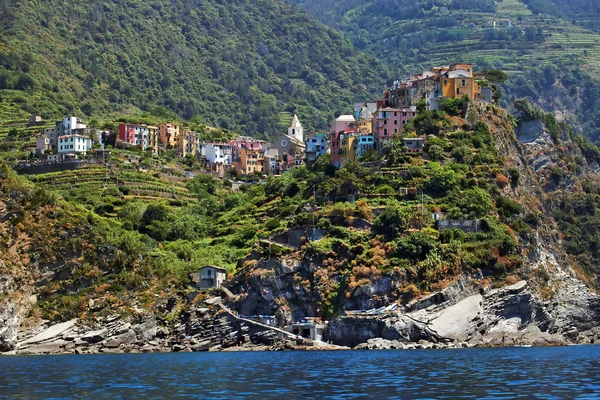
[
  {"left": 0, "top": 0, "right": 389, "bottom": 137},
  {"left": 2, "top": 98, "right": 600, "bottom": 353},
  {"left": 286, "top": 0, "right": 600, "bottom": 143}
]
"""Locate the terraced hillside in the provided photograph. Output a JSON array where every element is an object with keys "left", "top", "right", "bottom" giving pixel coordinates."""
[
  {"left": 25, "top": 165, "right": 198, "bottom": 213},
  {"left": 287, "top": 0, "right": 600, "bottom": 142}
]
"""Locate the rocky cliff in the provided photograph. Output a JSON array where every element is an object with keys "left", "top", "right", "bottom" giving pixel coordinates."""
[{"left": 2, "top": 103, "right": 600, "bottom": 355}]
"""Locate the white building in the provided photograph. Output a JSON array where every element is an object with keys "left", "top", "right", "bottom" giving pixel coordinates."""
[
  {"left": 57, "top": 134, "right": 92, "bottom": 156},
  {"left": 205, "top": 143, "right": 232, "bottom": 165},
  {"left": 47, "top": 117, "right": 87, "bottom": 150},
  {"left": 288, "top": 114, "right": 304, "bottom": 143}
]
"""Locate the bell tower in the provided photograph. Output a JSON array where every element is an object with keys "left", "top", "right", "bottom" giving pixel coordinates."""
[{"left": 288, "top": 114, "right": 303, "bottom": 142}]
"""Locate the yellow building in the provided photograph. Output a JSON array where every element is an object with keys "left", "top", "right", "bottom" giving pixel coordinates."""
[
  {"left": 147, "top": 125, "right": 159, "bottom": 154},
  {"left": 357, "top": 119, "right": 372, "bottom": 134},
  {"left": 440, "top": 64, "right": 478, "bottom": 100},
  {"left": 158, "top": 123, "right": 180, "bottom": 149},
  {"left": 339, "top": 134, "right": 356, "bottom": 166},
  {"left": 176, "top": 130, "right": 200, "bottom": 157}
]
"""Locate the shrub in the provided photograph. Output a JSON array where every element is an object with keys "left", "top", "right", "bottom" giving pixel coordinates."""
[
  {"left": 508, "top": 167, "right": 520, "bottom": 185},
  {"left": 496, "top": 173, "right": 510, "bottom": 189},
  {"left": 355, "top": 201, "right": 374, "bottom": 221}
]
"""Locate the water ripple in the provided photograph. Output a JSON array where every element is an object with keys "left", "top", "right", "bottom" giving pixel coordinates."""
[{"left": 0, "top": 346, "right": 600, "bottom": 398}]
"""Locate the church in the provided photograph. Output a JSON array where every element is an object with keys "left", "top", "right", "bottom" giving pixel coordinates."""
[{"left": 272, "top": 114, "right": 306, "bottom": 158}]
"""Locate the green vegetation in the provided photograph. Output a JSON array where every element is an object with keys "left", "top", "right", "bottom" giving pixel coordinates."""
[
  {"left": 0, "top": 0, "right": 389, "bottom": 138},
  {"left": 287, "top": 0, "right": 600, "bottom": 144}
]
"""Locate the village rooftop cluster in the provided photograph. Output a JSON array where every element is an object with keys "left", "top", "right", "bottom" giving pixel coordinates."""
[{"left": 34, "top": 63, "right": 492, "bottom": 175}]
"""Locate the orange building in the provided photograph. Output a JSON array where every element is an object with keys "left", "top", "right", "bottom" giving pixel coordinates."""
[
  {"left": 158, "top": 123, "right": 180, "bottom": 149},
  {"left": 235, "top": 147, "right": 264, "bottom": 175}
]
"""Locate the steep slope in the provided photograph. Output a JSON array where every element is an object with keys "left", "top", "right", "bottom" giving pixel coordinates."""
[
  {"left": 3, "top": 100, "right": 600, "bottom": 353},
  {"left": 286, "top": 0, "right": 600, "bottom": 143},
  {"left": 0, "top": 0, "right": 389, "bottom": 136},
  {"left": 226, "top": 101, "right": 600, "bottom": 348}
]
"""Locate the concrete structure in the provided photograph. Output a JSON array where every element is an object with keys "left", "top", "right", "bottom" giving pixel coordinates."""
[
  {"left": 147, "top": 126, "right": 159, "bottom": 154},
  {"left": 235, "top": 147, "right": 264, "bottom": 175},
  {"left": 176, "top": 130, "right": 201, "bottom": 157},
  {"left": 437, "top": 219, "right": 480, "bottom": 233},
  {"left": 331, "top": 115, "right": 356, "bottom": 134},
  {"left": 205, "top": 143, "right": 232, "bottom": 165},
  {"left": 230, "top": 136, "right": 264, "bottom": 160},
  {"left": 480, "top": 86, "right": 493, "bottom": 103},
  {"left": 35, "top": 137, "right": 52, "bottom": 156},
  {"left": 57, "top": 134, "right": 92, "bottom": 156},
  {"left": 339, "top": 134, "right": 356, "bottom": 166},
  {"left": 330, "top": 131, "right": 342, "bottom": 167},
  {"left": 288, "top": 114, "right": 304, "bottom": 143},
  {"left": 263, "top": 154, "right": 277, "bottom": 175},
  {"left": 305, "top": 133, "right": 327, "bottom": 166},
  {"left": 46, "top": 117, "right": 87, "bottom": 150},
  {"left": 195, "top": 266, "right": 227, "bottom": 290},
  {"left": 356, "top": 135, "right": 376, "bottom": 158},
  {"left": 372, "top": 108, "right": 416, "bottom": 145},
  {"left": 440, "top": 68, "right": 477, "bottom": 100},
  {"left": 286, "top": 319, "right": 326, "bottom": 342},
  {"left": 357, "top": 119, "right": 373, "bottom": 134},
  {"left": 384, "top": 63, "right": 487, "bottom": 111},
  {"left": 158, "top": 123, "right": 180, "bottom": 149},
  {"left": 29, "top": 115, "right": 42, "bottom": 126},
  {"left": 118, "top": 123, "right": 154, "bottom": 150},
  {"left": 402, "top": 137, "right": 425, "bottom": 152},
  {"left": 273, "top": 133, "right": 305, "bottom": 160},
  {"left": 356, "top": 102, "right": 379, "bottom": 121}
]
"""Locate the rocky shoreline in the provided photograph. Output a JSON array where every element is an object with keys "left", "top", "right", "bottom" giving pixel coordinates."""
[{"left": 3, "top": 278, "right": 599, "bottom": 356}]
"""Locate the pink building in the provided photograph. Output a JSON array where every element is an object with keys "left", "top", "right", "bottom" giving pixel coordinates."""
[
  {"left": 229, "top": 136, "right": 266, "bottom": 160},
  {"left": 330, "top": 115, "right": 356, "bottom": 135},
  {"left": 372, "top": 107, "right": 417, "bottom": 145},
  {"left": 119, "top": 123, "right": 136, "bottom": 145}
]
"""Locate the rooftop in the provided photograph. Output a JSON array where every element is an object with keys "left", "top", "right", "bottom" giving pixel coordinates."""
[
  {"left": 290, "top": 114, "right": 302, "bottom": 129},
  {"left": 336, "top": 115, "right": 356, "bottom": 123}
]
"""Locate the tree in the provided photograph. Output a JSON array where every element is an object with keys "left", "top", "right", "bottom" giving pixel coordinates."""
[
  {"left": 483, "top": 69, "right": 507, "bottom": 83},
  {"left": 395, "top": 231, "right": 438, "bottom": 262},
  {"left": 358, "top": 147, "right": 382, "bottom": 163},
  {"left": 373, "top": 206, "right": 405, "bottom": 238}
]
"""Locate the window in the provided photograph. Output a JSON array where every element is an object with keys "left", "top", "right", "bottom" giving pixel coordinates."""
[
  {"left": 457, "top": 88, "right": 460, "bottom": 95},
  {"left": 394, "top": 128, "right": 398, "bottom": 133},
  {"left": 394, "top": 112, "right": 397, "bottom": 116},
  {"left": 462, "top": 79, "right": 466, "bottom": 87},
  {"left": 384, "top": 120, "right": 387, "bottom": 125},
  {"left": 394, "top": 119, "right": 398, "bottom": 125},
  {"left": 444, "top": 80, "right": 448, "bottom": 86},
  {"left": 384, "top": 129, "right": 388, "bottom": 136}
]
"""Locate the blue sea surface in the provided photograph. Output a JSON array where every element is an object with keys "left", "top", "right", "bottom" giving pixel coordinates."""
[{"left": 1, "top": 345, "right": 600, "bottom": 399}]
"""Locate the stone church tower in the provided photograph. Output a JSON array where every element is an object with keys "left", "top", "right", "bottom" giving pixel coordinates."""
[{"left": 288, "top": 114, "right": 304, "bottom": 143}]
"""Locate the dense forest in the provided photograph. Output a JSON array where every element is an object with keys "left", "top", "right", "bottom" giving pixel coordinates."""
[{"left": 0, "top": 0, "right": 390, "bottom": 137}]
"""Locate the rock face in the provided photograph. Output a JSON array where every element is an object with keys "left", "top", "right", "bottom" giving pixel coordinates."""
[
  {"left": 327, "top": 314, "right": 447, "bottom": 348},
  {"left": 0, "top": 302, "right": 22, "bottom": 352},
  {"left": 326, "top": 279, "right": 600, "bottom": 349}
]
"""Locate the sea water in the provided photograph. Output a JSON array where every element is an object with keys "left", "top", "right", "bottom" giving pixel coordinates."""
[{"left": 1, "top": 345, "right": 600, "bottom": 399}]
